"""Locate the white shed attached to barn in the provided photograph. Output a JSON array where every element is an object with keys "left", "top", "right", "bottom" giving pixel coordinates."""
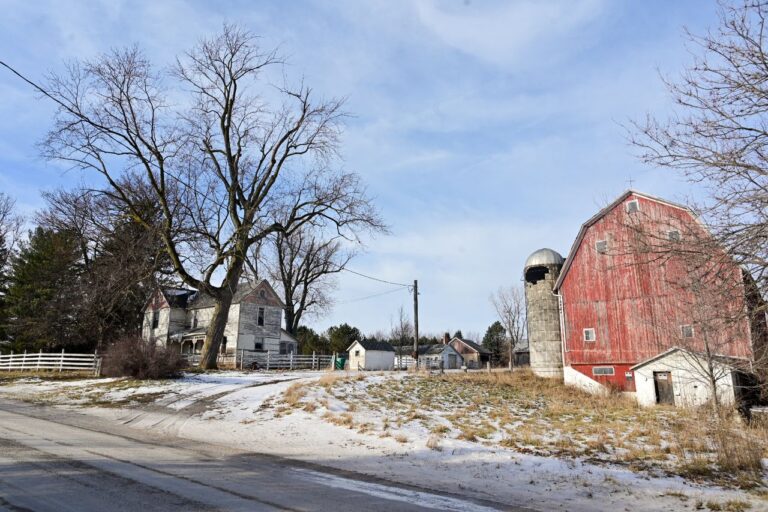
[
  {"left": 631, "top": 347, "right": 751, "bottom": 408},
  {"left": 347, "top": 340, "right": 395, "bottom": 371}
]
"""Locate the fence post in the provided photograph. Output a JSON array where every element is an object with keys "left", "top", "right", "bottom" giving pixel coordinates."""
[
  {"left": 59, "top": 348, "right": 65, "bottom": 372},
  {"left": 239, "top": 349, "right": 243, "bottom": 371},
  {"left": 312, "top": 351, "right": 316, "bottom": 370},
  {"left": 266, "top": 351, "right": 270, "bottom": 371},
  {"left": 21, "top": 350, "right": 27, "bottom": 371},
  {"left": 7, "top": 350, "right": 12, "bottom": 372},
  {"left": 37, "top": 349, "right": 42, "bottom": 371},
  {"left": 290, "top": 351, "right": 294, "bottom": 371}
]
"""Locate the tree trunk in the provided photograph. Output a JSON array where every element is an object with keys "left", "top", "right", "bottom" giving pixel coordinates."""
[{"left": 199, "top": 287, "right": 235, "bottom": 370}]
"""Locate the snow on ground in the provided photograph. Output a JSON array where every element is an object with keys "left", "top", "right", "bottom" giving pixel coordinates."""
[{"left": 1, "top": 370, "right": 765, "bottom": 511}]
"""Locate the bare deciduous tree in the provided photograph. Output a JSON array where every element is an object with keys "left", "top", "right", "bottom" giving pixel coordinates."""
[
  {"left": 490, "top": 284, "right": 527, "bottom": 370},
  {"left": 3, "top": 25, "right": 381, "bottom": 368},
  {"left": 630, "top": 0, "right": 768, "bottom": 304},
  {"left": 0, "top": 193, "right": 21, "bottom": 266},
  {"left": 257, "top": 227, "right": 356, "bottom": 336}
]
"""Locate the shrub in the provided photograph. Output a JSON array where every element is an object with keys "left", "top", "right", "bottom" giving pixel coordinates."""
[{"left": 101, "top": 336, "right": 185, "bottom": 379}]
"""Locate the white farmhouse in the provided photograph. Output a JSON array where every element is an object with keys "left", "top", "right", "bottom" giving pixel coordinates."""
[
  {"left": 632, "top": 347, "right": 753, "bottom": 408},
  {"left": 347, "top": 340, "right": 395, "bottom": 371},
  {"left": 417, "top": 344, "right": 463, "bottom": 369},
  {"left": 141, "top": 280, "right": 298, "bottom": 355}
]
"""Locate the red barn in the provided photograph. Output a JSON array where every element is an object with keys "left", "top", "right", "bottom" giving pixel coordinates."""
[{"left": 552, "top": 191, "right": 762, "bottom": 393}]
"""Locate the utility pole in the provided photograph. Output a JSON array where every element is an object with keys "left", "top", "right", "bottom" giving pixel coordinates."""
[{"left": 412, "top": 280, "right": 419, "bottom": 360}]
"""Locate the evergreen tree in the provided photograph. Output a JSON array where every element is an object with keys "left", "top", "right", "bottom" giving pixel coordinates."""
[
  {"left": 295, "top": 326, "right": 330, "bottom": 355},
  {"left": 482, "top": 321, "right": 506, "bottom": 365},
  {"left": 453, "top": 330, "right": 463, "bottom": 340},
  {"left": 327, "top": 323, "right": 362, "bottom": 353},
  {"left": 5, "top": 228, "right": 82, "bottom": 351}
]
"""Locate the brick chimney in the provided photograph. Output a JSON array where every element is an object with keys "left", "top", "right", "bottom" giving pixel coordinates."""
[{"left": 442, "top": 332, "right": 450, "bottom": 345}]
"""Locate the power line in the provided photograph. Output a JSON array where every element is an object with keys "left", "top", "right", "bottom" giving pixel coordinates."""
[
  {"left": 338, "top": 286, "right": 408, "bottom": 304},
  {"left": 339, "top": 266, "right": 412, "bottom": 288}
]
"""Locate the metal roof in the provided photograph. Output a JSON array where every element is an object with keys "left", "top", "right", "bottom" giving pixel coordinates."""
[{"left": 524, "top": 248, "right": 565, "bottom": 269}]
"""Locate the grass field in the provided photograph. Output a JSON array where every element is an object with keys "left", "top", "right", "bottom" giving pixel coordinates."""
[{"left": 285, "top": 370, "right": 767, "bottom": 489}]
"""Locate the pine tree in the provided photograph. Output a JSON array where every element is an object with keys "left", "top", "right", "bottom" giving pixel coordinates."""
[
  {"left": 5, "top": 228, "right": 82, "bottom": 351},
  {"left": 482, "top": 321, "right": 506, "bottom": 365},
  {"left": 327, "top": 323, "right": 362, "bottom": 353}
]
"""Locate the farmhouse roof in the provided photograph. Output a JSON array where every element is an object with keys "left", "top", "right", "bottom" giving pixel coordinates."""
[
  {"left": 553, "top": 190, "right": 695, "bottom": 292},
  {"left": 160, "top": 288, "right": 196, "bottom": 308},
  {"left": 630, "top": 346, "right": 750, "bottom": 371},
  {"left": 417, "top": 344, "right": 450, "bottom": 356},
  {"left": 187, "top": 280, "right": 283, "bottom": 310},
  {"left": 452, "top": 337, "right": 491, "bottom": 354},
  {"left": 348, "top": 339, "right": 396, "bottom": 352}
]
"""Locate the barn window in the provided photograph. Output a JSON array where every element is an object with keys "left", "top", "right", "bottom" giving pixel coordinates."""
[
  {"left": 668, "top": 230, "right": 681, "bottom": 242},
  {"left": 257, "top": 307, "right": 265, "bottom": 326},
  {"left": 626, "top": 200, "right": 639, "bottom": 214},
  {"left": 681, "top": 325, "right": 694, "bottom": 338},
  {"left": 595, "top": 240, "right": 608, "bottom": 254},
  {"left": 593, "top": 366, "right": 615, "bottom": 376},
  {"left": 583, "top": 328, "right": 596, "bottom": 342},
  {"left": 151, "top": 311, "right": 159, "bottom": 329}
]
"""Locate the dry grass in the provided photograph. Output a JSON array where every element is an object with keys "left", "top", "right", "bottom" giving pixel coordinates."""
[
  {"left": 394, "top": 433, "right": 408, "bottom": 444},
  {"left": 283, "top": 383, "right": 307, "bottom": 407},
  {"left": 308, "top": 369, "right": 768, "bottom": 487}
]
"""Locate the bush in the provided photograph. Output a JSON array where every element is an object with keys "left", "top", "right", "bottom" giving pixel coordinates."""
[{"left": 101, "top": 336, "right": 185, "bottom": 379}]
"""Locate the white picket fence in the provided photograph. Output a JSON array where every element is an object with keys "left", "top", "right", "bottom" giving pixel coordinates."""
[
  {"left": 0, "top": 350, "right": 101, "bottom": 375},
  {"left": 185, "top": 350, "right": 333, "bottom": 371}
]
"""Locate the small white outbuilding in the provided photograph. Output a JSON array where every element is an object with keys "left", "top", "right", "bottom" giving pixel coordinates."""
[
  {"left": 347, "top": 339, "right": 395, "bottom": 371},
  {"left": 631, "top": 347, "right": 751, "bottom": 408}
]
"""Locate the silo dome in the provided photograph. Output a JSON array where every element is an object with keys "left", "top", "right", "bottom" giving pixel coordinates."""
[{"left": 524, "top": 248, "right": 564, "bottom": 269}]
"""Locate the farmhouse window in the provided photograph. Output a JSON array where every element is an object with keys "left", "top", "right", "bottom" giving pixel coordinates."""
[
  {"left": 626, "top": 200, "right": 639, "bottom": 213},
  {"left": 254, "top": 339, "right": 264, "bottom": 351},
  {"left": 151, "top": 310, "right": 159, "bottom": 329},
  {"left": 258, "top": 307, "right": 265, "bottom": 326},
  {"left": 583, "top": 328, "right": 596, "bottom": 342},
  {"left": 668, "top": 230, "right": 681, "bottom": 242},
  {"left": 192, "top": 310, "right": 198, "bottom": 329},
  {"left": 595, "top": 240, "right": 608, "bottom": 254},
  {"left": 593, "top": 366, "right": 615, "bottom": 376},
  {"left": 681, "top": 325, "right": 694, "bottom": 338}
]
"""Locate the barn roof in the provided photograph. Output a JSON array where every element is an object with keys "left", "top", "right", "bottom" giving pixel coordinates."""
[
  {"left": 348, "top": 339, "right": 396, "bottom": 352},
  {"left": 553, "top": 190, "right": 695, "bottom": 292},
  {"left": 630, "top": 346, "right": 750, "bottom": 371}
]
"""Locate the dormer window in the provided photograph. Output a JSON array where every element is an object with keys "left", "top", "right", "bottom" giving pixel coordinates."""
[
  {"left": 626, "top": 200, "right": 639, "bottom": 214},
  {"left": 257, "top": 307, "right": 265, "bottom": 326}
]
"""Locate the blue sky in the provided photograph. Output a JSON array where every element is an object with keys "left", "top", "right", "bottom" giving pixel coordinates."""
[{"left": 0, "top": 0, "right": 719, "bottom": 338}]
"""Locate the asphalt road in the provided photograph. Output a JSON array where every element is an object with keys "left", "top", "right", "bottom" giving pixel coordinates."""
[{"left": 0, "top": 399, "right": 523, "bottom": 512}]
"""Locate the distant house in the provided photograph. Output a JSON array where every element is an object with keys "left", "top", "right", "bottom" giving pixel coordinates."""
[
  {"left": 347, "top": 339, "right": 395, "bottom": 371},
  {"left": 449, "top": 337, "right": 491, "bottom": 369},
  {"left": 142, "top": 280, "right": 298, "bottom": 355},
  {"left": 417, "top": 344, "right": 463, "bottom": 369},
  {"left": 632, "top": 347, "right": 754, "bottom": 408},
  {"left": 513, "top": 339, "right": 530, "bottom": 367}
]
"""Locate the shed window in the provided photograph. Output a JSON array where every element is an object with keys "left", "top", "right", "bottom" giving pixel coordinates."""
[
  {"left": 681, "top": 325, "right": 694, "bottom": 338},
  {"left": 257, "top": 307, "right": 265, "bottom": 326},
  {"left": 668, "top": 230, "right": 681, "bottom": 242},
  {"left": 583, "top": 328, "right": 596, "bottom": 342},
  {"left": 626, "top": 200, "right": 639, "bottom": 214},
  {"left": 593, "top": 366, "right": 615, "bottom": 376},
  {"left": 151, "top": 310, "right": 159, "bottom": 329},
  {"left": 595, "top": 240, "right": 608, "bottom": 254},
  {"left": 355, "top": 350, "right": 360, "bottom": 357}
]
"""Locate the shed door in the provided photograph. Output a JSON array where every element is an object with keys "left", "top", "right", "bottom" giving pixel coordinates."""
[
  {"left": 448, "top": 354, "right": 457, "bottom": 369},
  {"left": 653, "top": 371, "right": 674, "bottom": 405}
]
